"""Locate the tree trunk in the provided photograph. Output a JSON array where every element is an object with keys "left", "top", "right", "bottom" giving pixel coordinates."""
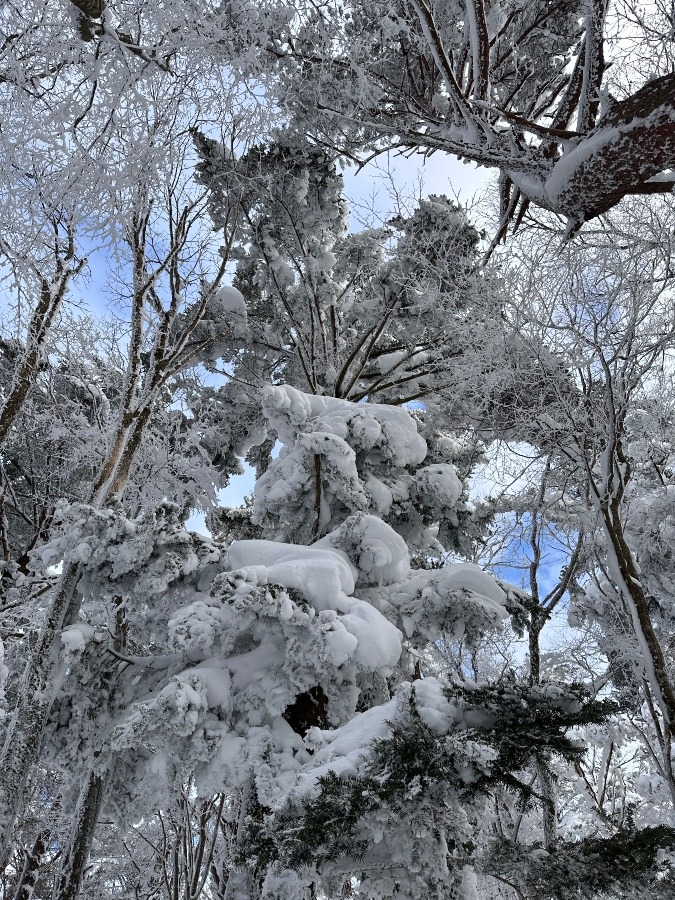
[
  {"left": 11, "top": 829, "right": 50, "bottom": 900},
  {"left": 601, "top": 503, "right": 675, "bottom": 735},
  {"left": 222, "top": 779, "right": 260, "bottom": 900},
  {"left": 528, "top": 620, "right": 542, "bottom": 687},
  {"left": 0, "top": 377, "right": 163, "bottom": 868},
  {"left": 0, "top": 410, "right": 154, "bottom": 867},
  {"left": 546, "top": 72, "right": 675, "bottom": 222},
  {"left": 0, "top": 564, "right": 81, "bottom": 868},
  {"left": 52, "top": 773, "right": 104, "bottom": 900},
  {"left": 536, "top": 762, "right": 558, "bottom": 851},
  {"left": 0, "top": 270, "right": 78, "bottom": 449},
  {"left": 528, "top": 618, "right": 557, "bottom": 848},
  {"left": 50, "top": 594, "right": 130, "bottom": 900}
]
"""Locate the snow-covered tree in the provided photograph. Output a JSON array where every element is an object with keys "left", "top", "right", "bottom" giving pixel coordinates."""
[
  {"left": 194, "top": 132, "right": 492, "bottom": 402},
  {"left": 3, "top": 3, "right": 675, "bottom": 898},
  {"left": 194, "top": 130, "right": 501, "bottom": 559},
  {"left": 32, "top": 380, "right": 635, "bottom": 900},
  {"left": 444, "top": 198, "right": 675, "bottom": 897},
  {"left": 269, "top": 0, "right": 675, "bottom": 235}
]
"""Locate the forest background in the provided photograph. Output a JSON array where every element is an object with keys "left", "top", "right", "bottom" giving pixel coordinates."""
[{"left": 1, "top": 2, "right": 675, "bottom": 899}]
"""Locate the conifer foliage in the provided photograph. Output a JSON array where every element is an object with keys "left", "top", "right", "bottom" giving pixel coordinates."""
[{"left": 1, "top": 2, "right": 675, "bottom": 899}]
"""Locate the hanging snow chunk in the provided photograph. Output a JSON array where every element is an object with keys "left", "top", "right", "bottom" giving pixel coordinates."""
[
  {"left": 260, "top": 385, "right": 427, "bottom": 467},
  {"left": 417, "top": 464, "right": 463, "bottom": 508},
  {"left": 212, "top": 285, "right": 248, "bottom": 336},
  {"left": 228, "top": 539, "right": 357, "bottom": 611},
  {"left": 226, "top": 538, "right": 402, "bottom": 674},
  {"left": 253, "top": 385, "right": 429, "bottom": 542}
]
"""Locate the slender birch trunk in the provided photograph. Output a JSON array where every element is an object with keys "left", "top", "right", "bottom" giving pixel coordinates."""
[
  {"left": 0, "top": 262, "right": 146, "bottom": 869},
  {"left": 0, "top": 243, "right": 84, "bottom": 449},
  {"left": 0, "top": 564, "right": 81, "bottom": 865}
]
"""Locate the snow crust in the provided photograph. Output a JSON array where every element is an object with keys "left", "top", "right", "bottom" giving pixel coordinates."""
[
  {"left": 261, "top": 385, "right": 427, "bottom": 468},
  {"left": 228, "top": 539, "right": 357, "bottom": 611}
]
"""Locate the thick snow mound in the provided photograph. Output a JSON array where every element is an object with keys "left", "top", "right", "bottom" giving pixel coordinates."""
[
  {"left": 417, "top": 463, "right": 463, "bottom": 507},
  {"left": 295, "top": 699, "right": 397, "bottom": 792},
  {"left": 226, "top": 540, "right": 403, "bottom": 674},
  {"left": 228, "top": 539, "right": 357, "bottom": 611},
  {"left": 212, "top": 286, "right": 248, "bottom": 338},
  {"left": 414, "top": 676, "right": 461, "bottom": 736},
  {"left": 261, "top": 385, "right": 427, "bottom": 467},
  {"left": 253, "top": 385, "right": 446, "bottom": 544},
  {"left": 316, "top": 514, "right": 411, "bottom": 585}
]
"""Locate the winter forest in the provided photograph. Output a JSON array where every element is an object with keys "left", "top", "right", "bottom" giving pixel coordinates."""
[{"left": 1, "top": 0, "right": 675, "bottom": 898}]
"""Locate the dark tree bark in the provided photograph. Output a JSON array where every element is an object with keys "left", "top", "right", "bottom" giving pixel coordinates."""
[{"left": 12, "top": 829, "right": 50, "bottom": 900}]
